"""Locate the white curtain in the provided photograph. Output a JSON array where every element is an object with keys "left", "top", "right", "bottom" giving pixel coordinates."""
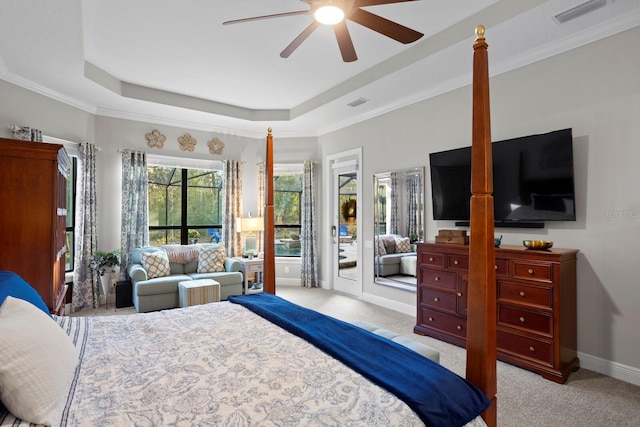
[
  {"left": 120, "top": 149, "right": 148, "bottom": 280},
  {"left": 224, "top": 160, "right": 243, "bottom": 257},
  {"left": 301, "top": 161, "right": 319, "bottom": 287},
  {"left": 72, "top": 142, "right": 99, "bottom": 312},
  {"left": 389, "top": 172, "right": 399, "bottom": 235}
]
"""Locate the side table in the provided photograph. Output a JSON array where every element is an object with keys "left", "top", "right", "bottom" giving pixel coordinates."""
[{"left": 233, "top": 257, "right": 264, "bottom": 294}]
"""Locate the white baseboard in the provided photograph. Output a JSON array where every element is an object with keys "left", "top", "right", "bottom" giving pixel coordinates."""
[
  {"left": 276, "top": 277, "right": 301, "bottom": 286},
  {"left": 578, "top": 351, "right": 640, "bottom": 387},
  {"left": 361, "top": 292, "right": 415, "bottom": 317}
]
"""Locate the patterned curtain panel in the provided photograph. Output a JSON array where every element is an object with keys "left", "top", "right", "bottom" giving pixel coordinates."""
[
  {"left": 301, "top": 161, "right": 319, "bottom": 287},
  {"left": 256, "top": 161, "right": 265, "bottom": 255},
  {"left": 389, "top": 172, "right": 399, "bottom": 235},
  {"left": 406, "top": 173, "right": 421, "bottom": 239},
  {"left": 224, "top": 160, "right": 243, "bottom": 258},
  {"left": 72, "top": 142, "right": 99, "bottom": 312},
  {"left": 120, "top": 149, "right": 149, "bottom": 280}
]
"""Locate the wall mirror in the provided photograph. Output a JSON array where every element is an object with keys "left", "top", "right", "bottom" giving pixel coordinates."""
[{"left": 374, "top": 167, "right": 425, "bottom": 290}]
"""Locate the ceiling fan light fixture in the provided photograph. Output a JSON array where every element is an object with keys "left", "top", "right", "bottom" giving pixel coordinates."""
[{"left": 314, "top": 5, "right": 345, "bottom": 25}]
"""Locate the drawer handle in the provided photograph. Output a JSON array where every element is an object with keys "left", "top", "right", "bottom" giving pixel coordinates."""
[
  {"left": 428, "top": 317, "right": 434, "bottom": 322},
  {"left": 434, "top": 297, "right": 440, "bottom": 302},
  {"left": 434, "top": 276, "right": 440, "bottom": 281},
  {"left": 519, "top": 291, "right": 526, "bottom": 297},
  {"left": 494, "top": 265, "right": 498, "bottom": 270},
  {"left": 453, "top": 260, "right": 459, "bottom": 265},
  {"left": 429, "top": 257, "right": 434, "bottom": 262},
  {"left": 457, "top": 292, "right": 462, "bottom": 297},
  {"left": 456, "top": 325, "right": 462, "bottom": 330},
  {"left": 519, "top": 317, "right": 526, "bottom": 323},
  {"left": 529, "top": 346, "right": 535, "bottom": 352},
  {"left": 528, "top": 268, "right": 534, "bottom": 275}
]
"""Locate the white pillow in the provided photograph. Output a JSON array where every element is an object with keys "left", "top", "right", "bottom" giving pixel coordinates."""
[
  {"left": 0, "top": 296, "right": 79, "bottom": 425},
  {"left": 197, "top": 245, "right": 226, "bottom": 273},
  {"left": 141, "top": 250, "right": 171, "bottom": 279}
]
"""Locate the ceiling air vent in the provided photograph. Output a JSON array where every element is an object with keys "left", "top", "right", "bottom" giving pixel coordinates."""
[
  {"left": 554, "top": 0, "right": 608, "bottom": 24},
  {"left": 347, "top": 97, "right": 369, "bottom": 107}
]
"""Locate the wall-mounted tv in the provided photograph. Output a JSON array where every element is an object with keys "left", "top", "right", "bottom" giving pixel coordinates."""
[{"left": 429, "top": 128, "right": 576, "bottom": 227}]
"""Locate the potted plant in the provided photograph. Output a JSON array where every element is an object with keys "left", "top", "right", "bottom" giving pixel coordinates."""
[
  {"left": 90, "top": 250, "right": 121, "bottom": 297},
  {"left": 188, "top": 229, "right": 201, "bottom": 244}
]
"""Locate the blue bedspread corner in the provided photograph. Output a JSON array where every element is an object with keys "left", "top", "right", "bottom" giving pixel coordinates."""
[{"left": 229, "top": 292, "right": 489, "bottom": 427}]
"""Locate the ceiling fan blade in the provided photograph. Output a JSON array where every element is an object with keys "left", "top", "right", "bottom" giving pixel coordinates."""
[
  {"left": 333, "top": 21, "right": 358, "bottom": 62},
  {"left": 348, "top": 8, "right": 423, "bottom": 44},
  {"left": 280, "top": 21, "right": 321, "bottom": 58},
  {"left": 355, "top": 0, "right": 419, "bottom": 6},
  {"left": 223, "top": 10, "right": 310, "bottom": 25}
]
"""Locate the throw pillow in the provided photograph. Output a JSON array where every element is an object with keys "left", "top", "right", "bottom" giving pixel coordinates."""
[
  {"left": 0, "top": 271, "right": 51, "bottom": 317},
  {"left": 141, "top": 250, "right": 171, "bottom": 279},
  {"left": 197, "top": 246, "right": 226, "bottom": 273},
  {"left": 0, "top": 296, "right": 79, "bottom": 425},
  {"left": 375, "top": 237, "right": 387, "bottom": 255},
  {"left": 395, "top": 237, "right": 412, "bottom": 253}
]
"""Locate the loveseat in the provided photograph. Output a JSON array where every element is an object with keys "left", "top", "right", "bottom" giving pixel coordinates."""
[
  {"left": 127, "top": 244, "right": 243, "bottom": 313},
  {"left": 375, "top": 234, "right": 417, "bottom": 277}
]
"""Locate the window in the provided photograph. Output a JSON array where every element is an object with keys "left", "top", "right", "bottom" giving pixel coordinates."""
[
  {"left": 148, "top": 166, "right": 224, "bottom": 245},
  {"left": 65, "top": 157, "right": 77, "bottom": 272},
  {"left": 274, "top": 171, "right": 303, "bottom": 257}
]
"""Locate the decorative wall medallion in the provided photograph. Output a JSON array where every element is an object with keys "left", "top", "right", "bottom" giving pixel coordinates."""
[
  {"left": 178, "top": 133, "right": 197, "bottom": 151},
  {"left": 207, "top": 137, "right": 225, "bottom": 155},
  {"left": 145, "top": 129, "right": 166, "bottom": 149}
]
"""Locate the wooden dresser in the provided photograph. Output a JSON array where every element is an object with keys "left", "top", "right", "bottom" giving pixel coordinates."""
[
  {"left": 0, "top": 138, "right": 70, "bottom": 315},
  {"left": 415, "top": 242, "right": 579, "bottom": 383}
]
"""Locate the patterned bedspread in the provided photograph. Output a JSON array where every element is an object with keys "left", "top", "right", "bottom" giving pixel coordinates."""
[{"left": 1, "top": 301, "right": 487, "bottom": 426}]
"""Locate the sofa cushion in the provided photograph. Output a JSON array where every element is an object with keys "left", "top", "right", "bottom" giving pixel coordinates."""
[
  {"left": 197, "top": 245, "right": 226, "bottom": 273},
  {"left": 135, "top": 274, "right": 191, "bottom": 296},
  {"left": 395, "top": 237, "right": 412, "bottom": 253},
  {"left": 141, "top": 250, "right": 171, "bottom": 279}
]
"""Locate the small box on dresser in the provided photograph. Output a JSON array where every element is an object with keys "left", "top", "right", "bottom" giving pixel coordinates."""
[{"left": 415, "top": 242, "right": 580, "bottom": 384}]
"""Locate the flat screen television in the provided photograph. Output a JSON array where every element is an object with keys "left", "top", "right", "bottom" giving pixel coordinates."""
[{"left": 429, "top": 128, "right": 576, "bottom": 227}]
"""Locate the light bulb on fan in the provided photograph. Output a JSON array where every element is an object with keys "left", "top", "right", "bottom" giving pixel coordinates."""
[{"left": 314, "top": 5, "right": 344, "bottom": 25}]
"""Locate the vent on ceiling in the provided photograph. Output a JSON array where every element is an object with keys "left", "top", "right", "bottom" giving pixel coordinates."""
[
  {"left": 347, "top": 97, "right": 369, "bottom": 107},
  {"left": 554, "top": 0, "right": 609, "bottom": 24}
]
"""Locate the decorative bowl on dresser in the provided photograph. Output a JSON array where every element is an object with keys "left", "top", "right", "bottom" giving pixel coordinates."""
[{"left": 415, "top": 242, "right": 579, "bottom": 383}]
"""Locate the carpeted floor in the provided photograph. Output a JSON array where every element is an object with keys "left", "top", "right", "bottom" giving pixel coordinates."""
[{"left": 76, "top": 286, "right": 640, "bottom": 426}]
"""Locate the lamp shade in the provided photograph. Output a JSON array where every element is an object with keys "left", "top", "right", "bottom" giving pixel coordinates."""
[
  {"left": 236, "top": 216, "right": 264, "bottom": 233},
  {"left": 314, "top": 5, "right": 344, "bottom": 25}
]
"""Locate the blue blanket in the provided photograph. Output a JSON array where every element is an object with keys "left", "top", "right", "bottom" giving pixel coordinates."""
[{"left": 229, "top": 293, "right": 489, "bottom": 427}]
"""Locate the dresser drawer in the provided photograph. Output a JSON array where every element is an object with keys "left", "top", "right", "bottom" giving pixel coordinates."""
[
  {"left": 447, "top": 254, "right": 469, "bottom": 271},
  {"left": 498, "top": 281, "right": 552, "bottom": 309},
  {"left": 419, "top": 287, "right": 457, "bottom": 314},
  {"left": 498, "top": 305, "right": 552, "bottom": 335},
  {"left": 420, "top": 252, "right": 445, "bottom": 268},
  {"left": 513, "top": 261, "right": 553, "bottom": 283},
  {"left": 420, "top": 268, "right": 457, "bottom": 291},
  {"left": 498, "top": 330, "right": 553, "bottom": 366},
  {"left": 419, "top": 308, "right": 466, "bottom": 339},
  {"left": 495, "top": 259, "right": 509, "bottom": 277}
]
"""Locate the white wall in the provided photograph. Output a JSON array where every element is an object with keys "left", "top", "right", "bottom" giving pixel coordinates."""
[{"left": 319, "top": 26, "right": 640, "bottom": 382}]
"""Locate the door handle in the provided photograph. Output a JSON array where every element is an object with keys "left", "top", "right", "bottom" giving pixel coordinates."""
[{"left": 332, "top": 226, "right": 336, "bottom": 237}]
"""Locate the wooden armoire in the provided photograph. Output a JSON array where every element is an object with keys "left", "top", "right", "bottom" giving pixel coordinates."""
[{"left": 0, "top": 137, "right": 71, "bottom": 314}]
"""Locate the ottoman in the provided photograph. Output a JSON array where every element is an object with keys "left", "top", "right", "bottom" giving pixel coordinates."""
[
  {"left": 400, "top": 255, "right": 417, "bottom": 276},
  {"left": 178, "top": 279, "right": 220, "bottom": 307}
]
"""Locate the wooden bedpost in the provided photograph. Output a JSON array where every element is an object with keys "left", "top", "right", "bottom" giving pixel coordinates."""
[
  {"left": 466, "top": 25, "right": 497, "bottom": 427},
  {"left": 263, "top": 128, "right": 276, "bottom": 294}
]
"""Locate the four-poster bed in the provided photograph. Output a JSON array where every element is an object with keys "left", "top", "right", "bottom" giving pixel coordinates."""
[{"left": 0, "top": 27, "right": 496, "bottom": 427}]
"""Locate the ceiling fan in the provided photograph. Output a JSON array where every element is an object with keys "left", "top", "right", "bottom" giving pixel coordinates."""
[{"left": 223, "top": 0, "right": 424, "bottom": 62}]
